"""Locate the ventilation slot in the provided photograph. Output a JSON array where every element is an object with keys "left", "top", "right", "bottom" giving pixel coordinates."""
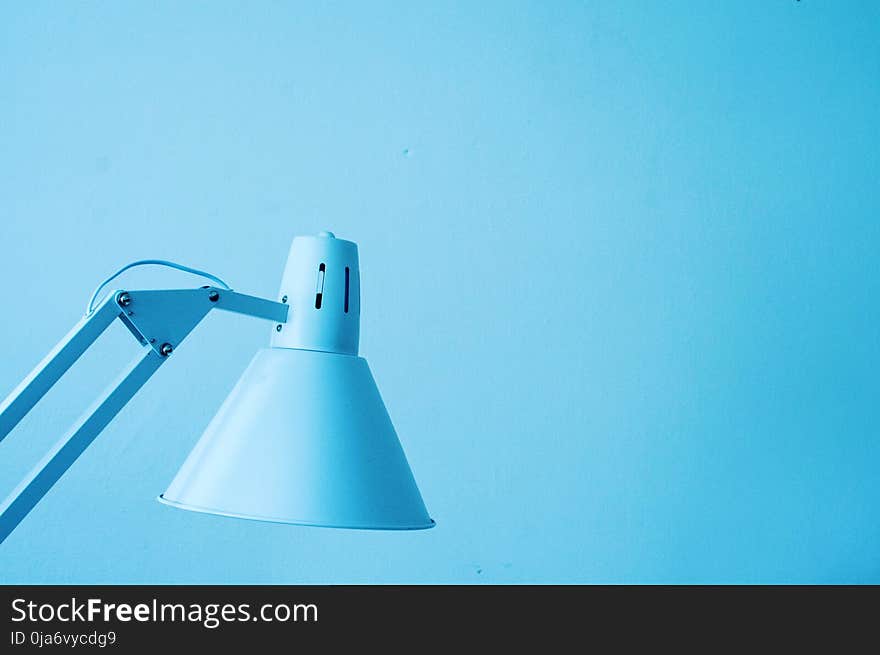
[
  {"left": 315, "top": 263, "right": 325, "bottom": 309},
  {"left": 344, "top": 266, "right": 350, "bottom": 313}
]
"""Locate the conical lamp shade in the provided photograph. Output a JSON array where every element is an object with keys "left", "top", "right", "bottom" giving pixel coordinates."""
[{"left": 159, "top": 347, "right": 434, "bottom": 530}]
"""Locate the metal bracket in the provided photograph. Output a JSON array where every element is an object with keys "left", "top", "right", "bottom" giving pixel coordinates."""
[
  {"left": 117, "top": 286, "right": 289, "bottom": 356},
  {"left": 117, "top": 289, "right": 213, "bottom": 355}
]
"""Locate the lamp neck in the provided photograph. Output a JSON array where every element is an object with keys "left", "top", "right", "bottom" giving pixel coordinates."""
[{"left": 270, "top": 232, "right": 361, "bottom": 356}]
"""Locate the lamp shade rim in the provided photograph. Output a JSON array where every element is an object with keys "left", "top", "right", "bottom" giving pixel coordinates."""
[{"left": 157, "top": 495, "right": 436, "bottom": 531}]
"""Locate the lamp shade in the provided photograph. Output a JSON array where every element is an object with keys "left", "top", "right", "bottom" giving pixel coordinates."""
[
  {"left": 159, "top": 348, "right": 433, "bottom": 529},
  {"left": 159, "top": 232, "right": 434, "bottom": 530}
]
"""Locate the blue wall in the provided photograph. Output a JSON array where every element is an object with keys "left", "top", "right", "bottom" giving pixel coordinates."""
[{"left": 1, "top": 1, "right": 878, "bottom": 583}]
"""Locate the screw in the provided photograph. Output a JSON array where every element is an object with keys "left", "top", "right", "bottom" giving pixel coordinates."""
[
  {"left": 208, "top": 290, "right": 220, "bottom": 302},
  {"left": 276, "top": 324, "right": 282, "bottom": 332},
  {"left": 281, "top": 295, "right": 288, "bottom": 303},
  {"left": 117, "top": 292, "right": 131, "bottom": 307},
  {"left": 159, "top": 343, "right": 173, "bottom": 357}
]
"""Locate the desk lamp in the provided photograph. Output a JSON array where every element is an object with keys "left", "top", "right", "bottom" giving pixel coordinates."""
[{"left": 0, "top": 231, "right": 434, "bottom": 544}]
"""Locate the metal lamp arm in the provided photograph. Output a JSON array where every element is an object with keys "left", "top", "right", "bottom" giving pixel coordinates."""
[{"left": 0, "top": 286, "right": 288, "bottom": 544}]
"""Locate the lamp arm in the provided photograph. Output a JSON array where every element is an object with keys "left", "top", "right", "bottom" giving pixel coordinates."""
[
  {"left": 0, "top": 292, "right": 122, "bottom": 444},
  {"left": 0, "top": 286, "right": 288, "bottom": 544}
]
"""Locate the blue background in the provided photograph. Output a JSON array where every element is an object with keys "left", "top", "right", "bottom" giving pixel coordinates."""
[{"left": 1, "top": 1, "right": 878, "bottom": 583}]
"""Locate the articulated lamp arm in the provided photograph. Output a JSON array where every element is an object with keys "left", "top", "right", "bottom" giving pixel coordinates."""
[{"left": 0, "top": 286, "right": 288, "bottom": 544}]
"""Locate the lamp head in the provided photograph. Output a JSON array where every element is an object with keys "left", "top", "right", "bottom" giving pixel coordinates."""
[
  {"left": 271, "top": 231, "right": 360, "bottom": 355},
  {"left": 159, "top": 232, "right": 434, "bottom": 530}
]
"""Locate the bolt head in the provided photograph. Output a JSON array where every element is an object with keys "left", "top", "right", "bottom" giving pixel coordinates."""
[
  {"left": 276, "top": 324, "right": 283, "bottom": 332},
  {"left": 117, "top": 292, "right": 131, "bottom": 307},
  {"left": 208, "top": 290, "right": 220, "bottom": 302},
  {"left": 159, "top": 343, "right": 173, "bottom": 356},
  {"left": 281, "top": 295, "right": 288, "bottom": 303}
]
